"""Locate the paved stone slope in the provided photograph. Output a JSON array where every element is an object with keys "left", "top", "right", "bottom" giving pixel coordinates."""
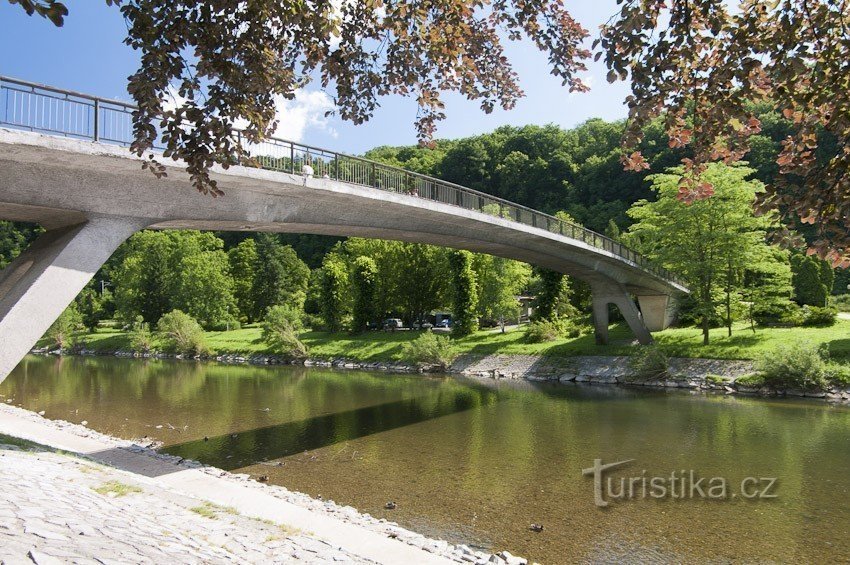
[{"left": 0, "top": 443, "right": 367, "bottom": 564}]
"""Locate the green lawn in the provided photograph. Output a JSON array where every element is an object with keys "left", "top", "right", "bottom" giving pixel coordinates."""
[{"left": 68, "top": 319, "right": 850, "bottom": 363}]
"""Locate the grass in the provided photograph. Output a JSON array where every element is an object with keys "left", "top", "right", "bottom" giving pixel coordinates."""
[
  {"left": 189, "top": 501, "right": 239, "bottom": 519},
  {"left": 61, "top": 319, "right": 850, "bottom": 364},
  {"left": 92, "top": 480, "right": 142, "bottom": 497}
]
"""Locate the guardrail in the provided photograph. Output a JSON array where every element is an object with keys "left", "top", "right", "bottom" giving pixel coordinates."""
[{"left": 0, "top": 75, "right": 686, "bottom": 288}]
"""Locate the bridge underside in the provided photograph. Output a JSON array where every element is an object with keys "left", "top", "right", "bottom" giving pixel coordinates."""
[{"left": 0, "top": 130, "right": 686, "bottom": 380}]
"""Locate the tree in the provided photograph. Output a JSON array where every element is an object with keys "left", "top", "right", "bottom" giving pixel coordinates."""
[
  {"left": 172, "top": 250, "right": 236, "bottom": 329},
  {"left": 350, "top": 256, "right": 378, "bottom": 333},
  {"left": 530, "top": 268, "right": 572, "bottom": 322},
  {"left": 251, "top": 234, "right": 310, "bottom": 320},
  {"left": 112, "top": 230, "right": 236, "bottom": 328},
  {"left": 261, "top": 304, "right": 307, "bottom": 358},
  {"left": 449, "top": 250, "right": 478, "bottom": 337},
  {"left": 227, "top": 238, "right": 258, "bottom": 322},
  {"left": 319, "top": 256, "right": 348, "bottom": 333},
  {"left": 156, "top": 309, "right": 209, "bottom": 355},
  {"left": 45, "top": 303, "right": 83, "bottom": 349},
  {"left": 626, "top": 163, "right": 778, "bottom": 344},
  {"left": 75, "top": 285, "right": 106, "bottom": 332},
  {"left": 790, "top": 254, "right": 831, "bottom": 308},
  {"left": 474, "top": 254, "right": 531, "bottom": 332},
  {"left": 599, "top": 2, "right": 850, "bottom": 261},
  {"left": 16, "top": 0, "right": 590, "bottom": 195},
  {"left": 0, "top": 221, "right": 42, "bottom": 269}
]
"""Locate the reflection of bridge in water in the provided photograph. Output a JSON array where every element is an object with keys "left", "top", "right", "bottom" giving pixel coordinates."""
[{"left": 0, "top": 76, "right": 688, "bottom": 380}]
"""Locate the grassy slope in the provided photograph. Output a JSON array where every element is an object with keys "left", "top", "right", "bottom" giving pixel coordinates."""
[{"left": 69, "top": 320, "right": 850, "bottom": 363}]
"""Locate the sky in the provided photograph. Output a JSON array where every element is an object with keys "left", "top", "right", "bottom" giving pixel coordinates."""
[{"left": 0, "top": 1, "right": 631, "bottom": 154}]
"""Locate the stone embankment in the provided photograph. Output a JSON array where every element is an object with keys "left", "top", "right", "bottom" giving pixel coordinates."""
[
  {"left": 0, "top": 404, "right": 529, "bottom": 565},
  {"left": 34, "top": 347, "right": 850, "bottom": 402}
]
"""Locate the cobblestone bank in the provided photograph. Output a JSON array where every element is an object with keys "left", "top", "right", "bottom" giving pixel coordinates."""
[{"left": 0, "top": 404, "right": 527, "bottom": 565}]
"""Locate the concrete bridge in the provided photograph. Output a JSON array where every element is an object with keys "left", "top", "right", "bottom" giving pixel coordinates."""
[{"left": 0, "top": 77, "right": 688, "bottom": 381}]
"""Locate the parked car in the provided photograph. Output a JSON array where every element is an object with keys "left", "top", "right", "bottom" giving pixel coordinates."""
[
  {"left": 413, "top": 321, "right": 434, "bottom": 330},
  {"left": 435, "top": 319, "right": 452, "bottom": 328},
  {"left": 382, "top": 318, "right": 404, "bottom": 330}
]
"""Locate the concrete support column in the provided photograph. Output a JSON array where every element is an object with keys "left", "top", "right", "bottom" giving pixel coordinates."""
[
  {"left": 591, "top": 282, "right": 653, "bottom": 346},
  {"left": 0, "top": 216, "right": 145, "bottom": 382},
  {"left": 637, "top": 294, "right": 677, "bottom": 332}
]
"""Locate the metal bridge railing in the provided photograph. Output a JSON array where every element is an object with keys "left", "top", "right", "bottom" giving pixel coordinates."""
[{"left": 0, "top": 76, "right": 686, "bottom": 287}]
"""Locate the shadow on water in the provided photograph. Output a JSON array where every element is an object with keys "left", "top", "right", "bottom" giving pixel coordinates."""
[{"left": 163, "top": 383, "right": 504, "bottom": 470}]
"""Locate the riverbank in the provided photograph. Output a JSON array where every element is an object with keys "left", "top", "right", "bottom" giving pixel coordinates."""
[
  {"left": 0, "top": 404, "right": 524, "bottom": 565},
  {"left": 56, "top": 319, "right": 850, "bottom": 363}
]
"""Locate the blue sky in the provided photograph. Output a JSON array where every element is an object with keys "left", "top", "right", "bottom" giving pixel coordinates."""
[{"left": 0, "top": 1, "right": 630, "bottom": 154}]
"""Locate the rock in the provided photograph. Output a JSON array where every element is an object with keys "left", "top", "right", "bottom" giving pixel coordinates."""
[
  {"left": 384, "top": 501, "right": 397, "bottom": 510},
  {"left": 499, "top": 550, "right": 527, "bottom": 565},
  {"left": 529, "top": 523, "right": 544, "bottom": 532}
]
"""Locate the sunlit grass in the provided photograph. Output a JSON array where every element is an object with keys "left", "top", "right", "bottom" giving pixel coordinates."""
[
  {"left": 57, "top": 319, "right": 850, "bottom": 363},
  {"left": 92, "top": 480, "right": 142, "bottom": 497}
]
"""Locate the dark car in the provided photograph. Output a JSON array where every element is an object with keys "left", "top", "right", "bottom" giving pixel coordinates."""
[{"left": 382, "top": 318, "right": 404, "bottom": 330}]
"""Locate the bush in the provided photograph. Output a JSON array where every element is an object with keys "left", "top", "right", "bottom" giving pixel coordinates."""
[
  {"left": 129, "top": 316, "right": 155, "bottom": 354},
  {"left": 262, "top": 305, "right": 308, "bottom": 358},
  {"left": 524, "top": 318, "right": 581, "bottom": 343},
  {"left": 45, "top": 304, "right": 84, "bottom": 350},
  {"left": 157, "top": 310, "right": 209, "bottom": 356},
  {"left": 753, "top": 301, "right": 801, "bottom": 327},
  {"left": 802, "top": 306, "right": 837, "bottom": 327},
  {"left": 401, "top": 331, "right": 457, "bottom": 370},
  {"left": 827, "top": 363, "right": 850, "bottom": 387},
  {"left": 831, "top": 294, "right": 850, "bottom": 313},
  {"left": 757, "top": 343, "right": 828, "bottom": 390},
  {"left": 206, "top": 317, "right": 241, "bottom": 332},
  {"left": 628, "top": 345, "right": 669, "bottom": 380}
]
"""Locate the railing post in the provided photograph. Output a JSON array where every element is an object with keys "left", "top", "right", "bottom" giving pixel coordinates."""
[
  {"left": 93, "top": 99, "right": 99, "bottom": 142},
  {"left": 290, "top": 144, "right": 295, "bottom": 173},
  {"left": 334, "top": 154, "right": 339, "bottom": 181}
]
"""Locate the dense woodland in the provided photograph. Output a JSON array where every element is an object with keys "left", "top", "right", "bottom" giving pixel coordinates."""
[{"left": 1, "top": 110, "right": 844, "bottom": 350}]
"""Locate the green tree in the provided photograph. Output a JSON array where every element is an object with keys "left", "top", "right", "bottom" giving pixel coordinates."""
[
  {"left": 251, "top": 234, "right": 310, "bottom": 320},
  {"left": 0, "top": 221, "right": 42, "bottom": 269},
  {"left": 75, "top": 285, "right": 106, "bottom": 332},
  {"left": 319, "top": 257, "right": 348, "bottom": 333},
  {"left": 531, "top": 268, "right": 572, "bottom": 322},
  {"left": 449, "top": 250, "right": 478, "bottom": 337},
  {"left": 474, "top": 254, "right": 531, "bottom": 332},
  {"left": 350, "top": 256, "right": 378, "bottom": 333},
  {"left": 157, "top": 309, "right": 208, "bottom": 355},
  {"left": 791, "top": 254, "right": 831, "bottom": 308},
  {"left": 172, "top": 250, "right": 236, "bottom": 329},
  {"left": 626, "top": 163, "right": 778, "bottom": 344},
  {"left": 228, "top": 238, "right": 258, "bottom": 322},
  {"left": 45, "top": 303, "right": 83, "bottom": 350},
  {"left": 261, "top": 304, "right": 307, "bottom": 358}
]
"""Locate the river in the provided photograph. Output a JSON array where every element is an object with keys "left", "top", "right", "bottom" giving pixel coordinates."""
[{"left": 2, "top": 355, "right": 849, "bottom": 563}]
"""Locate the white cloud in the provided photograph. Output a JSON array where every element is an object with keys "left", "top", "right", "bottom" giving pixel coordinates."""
[
  {"left": 162, "top": 84, "right": 337, "bottom": 143},
  {"left": 271, "top": 89, "right": 337, "bottom": 142}
]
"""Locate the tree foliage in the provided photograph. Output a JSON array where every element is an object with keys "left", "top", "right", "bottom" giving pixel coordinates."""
[
  {"left": 319, "top": 256, "right": 348, "bottom": 333},
  {"left": 228, "top": 238, "right": 257, "bottom": 323},
  {"left": 251, "top": 234, "right": 310, "bottom": 320},
  {"left": 262, "top": 304, "right": 307, "bottom": 358},
  {"left": 156, "top": 309, "right": 209, "bottom": 355},
  {"left": 598, "top": 1, "right": 850, "bottom": 261},
  {"left": 626, "top": 163, "right": 778, "bottom": 344},
  {"left": 449, "top": 250, "right": 478, "bottom": 337},
  {"left": 791, "top": 254, "right": 832, "bottom": 308},
  {"left": 350, "top": 255, "right": 378, "bottom": 333}
]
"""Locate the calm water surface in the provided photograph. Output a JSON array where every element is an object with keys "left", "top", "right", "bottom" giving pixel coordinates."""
[{"left": 3, "top": 355, "right": 850, "bottom": 563}]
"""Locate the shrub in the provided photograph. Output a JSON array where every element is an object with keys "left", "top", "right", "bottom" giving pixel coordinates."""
[
  {"left": 206, "top": 317, "right": 241, "bottom": 332},
  {"left": 262, "top": 305, "right": 308, "bottom": 358},
  {"left": 801, "top": 306, "right": 837, "bottom": 327},
  {"left": 628, "top": 345, "right": 669, "bottom": 380},
  {"left": 757, "top": 343, "right": 828, "bottom": 390},
  {"left": 831, "top": 294, "right": 850, "bottom": 313},
  {"left": 401, "top": 331, "right": 457, "bottom": 370},
  {"left": 129, "top": 316, "right": 155, "bottom": 354},
  {"left": 524, "top": 318, "right": 581, "bottom": 343},
  {"left": 827, "top": 364, "right": 850, "bottom": 387},
  {"left": 735, "top": 374, "right": 766, "bottom": 388},
  {"left": 46, "top": 304, "right": 84, "bottom": 350},
  {"left": 157, "top": 310, "right": 209, "bottom": 356}
]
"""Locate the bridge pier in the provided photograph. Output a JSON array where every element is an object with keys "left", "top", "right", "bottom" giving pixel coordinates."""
[
  {"left": 591, "top": 283, "right": 653, "bottom": 346},
  {"left": 0, "top": 216, "right": 144, "bottom": 382}
]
